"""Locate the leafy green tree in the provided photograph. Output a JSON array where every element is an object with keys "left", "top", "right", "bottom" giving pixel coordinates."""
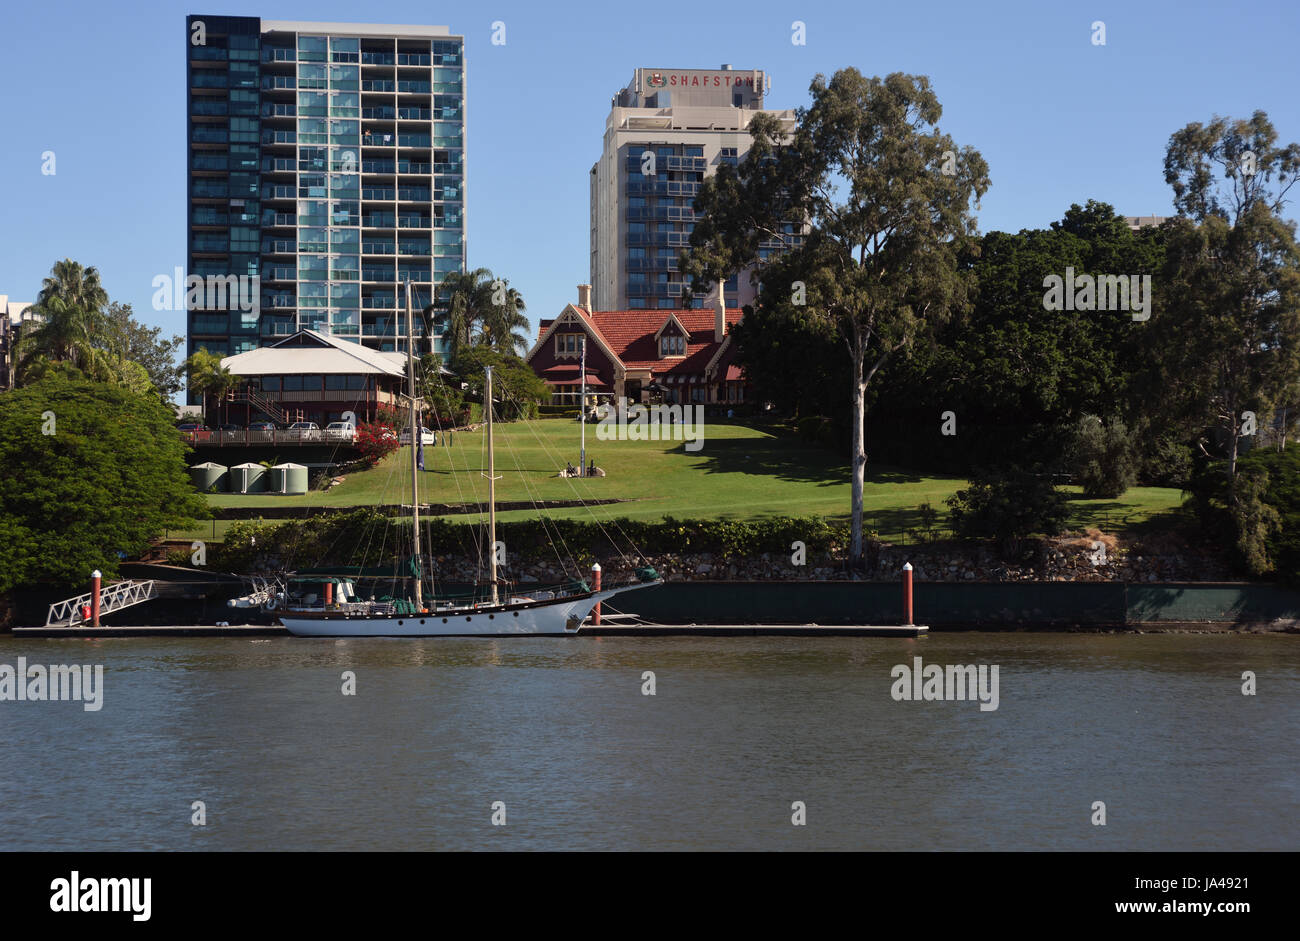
[
  {"left": 453, "top": 346, "right": 548, "bottom": 421},
  {"left": 0, "top": 367, "right": 208, "bottom": 593},
  {"left": 683, "top": 69, "right": 990, "bottom": 562},
  {"left": 1187, "top": 456, "right": 1284, "bottom": 577},
  {"left": 1157, "top": 111, "right": 1300, "bottom": 478},
  {"left": 416, "top": 353, "right": 467, "bottom": 425},
  {"left": 105, "top": 302, "right": 185, "bottom": 401},
  {"left": 871, "top": 201, "right": 1167, "bottom": 473},
  {"left": 730, "top": 302, "right": 846, "bottom": 419}
]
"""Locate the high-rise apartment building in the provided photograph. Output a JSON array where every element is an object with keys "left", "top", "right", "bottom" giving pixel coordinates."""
[
  {"left": 185, "top": 15, "right": 465, "bottom": 386},
  {"left": 589, "top": 67, "right": 796, "bottom": 311}
]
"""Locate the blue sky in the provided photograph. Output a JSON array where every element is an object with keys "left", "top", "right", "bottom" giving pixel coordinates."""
[{"left": 1, "top": 0, "right": 1297, "bottom": 345}]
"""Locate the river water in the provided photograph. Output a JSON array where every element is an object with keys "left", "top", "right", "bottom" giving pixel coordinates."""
[{"left": 0, "top": 633, "right": 1295, "bottom": 851}]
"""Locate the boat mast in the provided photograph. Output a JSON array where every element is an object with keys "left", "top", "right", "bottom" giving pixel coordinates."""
[
  {"left": 485, "top": 365, "right": 499, "bottom": 604},
  {"left": 579, "top": 335, "right": 586, "bottom": 476},
  {"left": 406, "top": 278, "right": 423, "bottom": 610}
]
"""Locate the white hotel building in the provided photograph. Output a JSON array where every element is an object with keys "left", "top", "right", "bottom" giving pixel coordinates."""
[{"left": 589, "top": 67, "right": 797, "bottom": 311}]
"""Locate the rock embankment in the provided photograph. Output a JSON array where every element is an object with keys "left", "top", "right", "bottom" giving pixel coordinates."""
[{"left": 422, "top": 530, "right": 1235, "bottom": 585}]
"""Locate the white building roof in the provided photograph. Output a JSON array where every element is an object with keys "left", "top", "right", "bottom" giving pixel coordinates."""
[
  {"left": 0, "top": 295, "right": 37, "bottom": 326},
  {"left": 220, "top": 330, "right": 408, "bottom": 377}
]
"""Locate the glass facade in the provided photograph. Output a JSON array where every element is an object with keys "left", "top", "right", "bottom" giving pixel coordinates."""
[
  {"left": 621, "top": 143, "right": 733, "bottom": 310},
  {"left": 186, "top": 16, "right": 464, "bottom": 399}
]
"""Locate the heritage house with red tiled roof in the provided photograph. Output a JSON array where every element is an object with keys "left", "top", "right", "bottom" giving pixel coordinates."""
[{"left": 525, "top": 284, "right": 748, "bottom": 408}]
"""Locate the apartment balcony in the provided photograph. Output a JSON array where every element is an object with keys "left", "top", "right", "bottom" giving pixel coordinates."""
[{"left": 191, "top": 210, "right": 229, "bottom": 227}]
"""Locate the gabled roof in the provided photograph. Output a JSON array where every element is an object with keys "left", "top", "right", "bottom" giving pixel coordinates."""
[
  {"left": 525, "top": 304, "right": 624, "bottom": 368},
  {"left": 587, "top": 308, "right": 742, "bottom": 373},
  {"left": 653, "top": 313, "right": 691, "bottom": 340},
  {"left": 222, "top": 329, "right": 407, "bottom": 376},
  {"left": 526, "top": 306, "right": 746, "bottom": 381}
]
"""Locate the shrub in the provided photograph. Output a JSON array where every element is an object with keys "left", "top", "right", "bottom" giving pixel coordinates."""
[
  {"left": 796, "top": 415, "right": 834, "bottom": 448},
  {"left": 946, "top": 465, "right": 1070, "bottom": 556},
  {"left": 354, "top": 422, "right": 399, "bottom": 468},
  {"left": 1070, "top": 415, "right": 1138, "bottom": 498}
]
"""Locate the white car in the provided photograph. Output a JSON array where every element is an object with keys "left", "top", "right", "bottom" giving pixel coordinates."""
[
  {"left": 399, "top": 426, "right": 436, "bottom": 446},
  {"left": 323, "top": 421, "right": 356, "bottom": 442},
  {"left": 287, "top": 421, "right": 322, "bottom": 441}
]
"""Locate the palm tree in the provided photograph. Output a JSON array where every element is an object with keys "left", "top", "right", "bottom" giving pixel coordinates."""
[
  {"left": 14, "top": 296, "right": 116, "bottom": 384},
  {"left": 38, "top": 258, "right": 109, "bottom": 313},
  {"left": 480, "top": 281, "right": 530, "bottom": 356},
  {"left": 427, "top": 268, "right": 494, "bottom": 363},
  {"left": 14, "top": 259, "right": 113, "bottom": 383},
  {"left": 185, "top": 348, "right": 240, "bottom": 425}
]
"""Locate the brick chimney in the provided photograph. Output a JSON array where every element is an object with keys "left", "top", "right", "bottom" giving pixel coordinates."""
[
  {"left": 577, "top": 284, "right": 592, "bottom": 309},
  {"left": 714, "top": 285, "right": 726, "bottom": 342}
]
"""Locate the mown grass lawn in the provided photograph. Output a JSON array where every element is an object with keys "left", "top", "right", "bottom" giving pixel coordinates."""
[{"left": 181, "top": 418, "right": 1188, "bottom": 541}]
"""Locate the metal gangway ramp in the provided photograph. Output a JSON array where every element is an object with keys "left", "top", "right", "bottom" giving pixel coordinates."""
[{"left": 46, "top": 580, "right": 157, "bottom": 627}]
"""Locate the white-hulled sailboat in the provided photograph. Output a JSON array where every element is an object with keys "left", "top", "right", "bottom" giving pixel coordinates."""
[{"left": 277, "top": 281, "right": 659, "bottom": 637}]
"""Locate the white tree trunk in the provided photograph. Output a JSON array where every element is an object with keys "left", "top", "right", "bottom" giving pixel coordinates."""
[{"left": 850, "top": 351, "right": 867, "bottom": 563}]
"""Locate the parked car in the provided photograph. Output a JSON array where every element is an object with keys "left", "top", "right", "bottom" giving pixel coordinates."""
[
  {"left": 399, "top": 426, "right": 436, "bottom": 446},
  {"left": 219, "top": 423, "right": 243, "bottom": 432},
  {"left": 286, "top": 421, "right": 322, "bottom": 441},
  {"left": 248, "top": 421, "right": 277, "bottom": 432},
  {"left": 177, "top": 423, "right": 212, "bottom": 441},
  {"left": 324, "top": 421, "right": 356, "bottom": 442}
]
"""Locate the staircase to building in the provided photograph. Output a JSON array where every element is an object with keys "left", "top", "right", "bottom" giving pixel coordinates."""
[{"left": 225, "top": 388, "right": 303, "bottom": 425}]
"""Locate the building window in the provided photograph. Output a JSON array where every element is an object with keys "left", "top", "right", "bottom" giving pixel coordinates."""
[
  {"left": 660, "top": 335, "right": 685, "bottom": 357},
  {"left": 555, "top": 333, "right": 582, "bottom": 356}
]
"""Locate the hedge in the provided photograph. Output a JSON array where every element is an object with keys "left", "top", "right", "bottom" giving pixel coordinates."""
[{"left": 213, "top": 509, "right": 849, "bottom": 572}]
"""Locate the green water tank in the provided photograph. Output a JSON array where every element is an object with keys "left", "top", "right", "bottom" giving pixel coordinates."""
[
  {"left": 230, "top": 462, "right": 267, "bottom": 494},
  {"left": 189, "top": 462, "right": 228, "bottom": 492},
  {"left": 271, "top": 462, "right": 309, "bottom": 494}
]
